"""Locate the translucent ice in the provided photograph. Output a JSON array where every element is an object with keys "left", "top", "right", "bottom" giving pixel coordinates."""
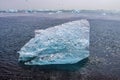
[{"left": 18, "top": 19, "right": 90, "bottom": 65}]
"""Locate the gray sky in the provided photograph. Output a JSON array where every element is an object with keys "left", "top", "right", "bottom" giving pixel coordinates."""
[{"left": 0, "top": 0, "right": 120, "bottom": 10}]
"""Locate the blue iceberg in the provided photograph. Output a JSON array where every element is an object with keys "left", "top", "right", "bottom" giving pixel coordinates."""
[{"left": 18, "top": 19, "right": 90, "bottom": 65}]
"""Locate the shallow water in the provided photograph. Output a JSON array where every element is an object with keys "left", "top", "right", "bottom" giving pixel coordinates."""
[{"left": 0, "top": 13, "right": 120, "bottom": 80}]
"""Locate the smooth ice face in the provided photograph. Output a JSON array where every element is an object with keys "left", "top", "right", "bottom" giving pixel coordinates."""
[{"left": 18, "top": 19, "right": 90, "bottom": 65}]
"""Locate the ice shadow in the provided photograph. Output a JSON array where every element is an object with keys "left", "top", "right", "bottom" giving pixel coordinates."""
[{"left": 19, "top": 58, "right": 89, "bottom": 71}]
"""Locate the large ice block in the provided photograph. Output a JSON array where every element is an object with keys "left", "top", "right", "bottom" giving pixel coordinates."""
[{"left": 18, "top": 19, "right": 90, "bottom": 65}]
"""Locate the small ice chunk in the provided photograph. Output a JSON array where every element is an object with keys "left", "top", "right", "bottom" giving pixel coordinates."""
[
  {"left": 18, "top": 19, "right": 90, "bottom": 65},
  {"left": 102, "top": 13, "right": 107, "bottom": 16}
]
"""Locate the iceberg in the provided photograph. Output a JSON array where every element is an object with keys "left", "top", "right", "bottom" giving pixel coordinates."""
[{"left": 18, "top": 19, "right": 90, "bottom": 65}]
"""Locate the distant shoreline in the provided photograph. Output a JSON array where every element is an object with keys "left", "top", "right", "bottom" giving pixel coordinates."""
[{"left": 0, "top": 12, "right": 120, "bottom": 21}]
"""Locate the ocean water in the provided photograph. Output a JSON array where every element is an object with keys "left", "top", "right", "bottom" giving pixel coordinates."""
[{"left": 0, "top": 12, "right": 120, "bottom": 80}]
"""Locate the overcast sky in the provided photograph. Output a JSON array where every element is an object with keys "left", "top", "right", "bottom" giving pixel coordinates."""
[{"left": 0, "top": 0, "right": 120, "bottom": 10}]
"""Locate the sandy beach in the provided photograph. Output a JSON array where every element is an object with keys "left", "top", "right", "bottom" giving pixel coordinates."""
[{"left": 0, "top": 12, "right": 120, "bottom": 80}]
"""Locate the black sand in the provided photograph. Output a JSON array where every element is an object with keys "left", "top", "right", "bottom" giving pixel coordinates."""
[{"left": 0, "top": 13, "right": 120, "bottom": 80}]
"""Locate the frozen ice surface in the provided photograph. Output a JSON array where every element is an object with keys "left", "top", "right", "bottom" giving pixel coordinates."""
[{"left": 18, "top": 19, "right": 90, "bottom": 65}]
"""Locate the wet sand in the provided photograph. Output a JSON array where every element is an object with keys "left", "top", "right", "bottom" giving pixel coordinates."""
[{"left": 0, "top": 13, "right": 120, "bottom": 80}]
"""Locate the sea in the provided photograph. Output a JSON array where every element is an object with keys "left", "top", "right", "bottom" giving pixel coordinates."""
[{"left": 0, "top": 10, "right": 120, "bottom": 80}]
